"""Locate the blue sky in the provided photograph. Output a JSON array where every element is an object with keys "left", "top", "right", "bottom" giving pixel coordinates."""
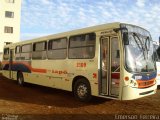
[{"left": 21, "top": 0, "right": 160, "bottom": 41}]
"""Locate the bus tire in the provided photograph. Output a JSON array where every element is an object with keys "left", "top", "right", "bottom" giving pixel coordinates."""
[
  {"left": 73, "top": 78, "right": 92, "bottom": 102},
  {"left": 17, "top": 72, "right": 24, "bottom": 86}
]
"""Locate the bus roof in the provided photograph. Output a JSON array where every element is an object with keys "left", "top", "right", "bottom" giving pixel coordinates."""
[
  {"left": 4, "top": 22, "right": 147, "bottom": 48},
  {"left": 4, "top": 22, "right": 122, "bottom": 48}
]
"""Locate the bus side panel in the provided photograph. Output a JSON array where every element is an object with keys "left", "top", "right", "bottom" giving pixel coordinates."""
[
  {"left": 30, "top": 60, "right": 72, "bottom": 91},
  {"left": 67, "top": 58, "right": 99, "bottom": 97},
  {"left": 2, "top": 70, "right": 10, "bottom": 79},
  {"left": 1, "top": 61, "right": 10, "bottom": 79},
  {"left": 23, "top": 72, "right": 56, "bottom": 88},
  {"left": 27, "top": 58, "right": 99, "bottom": 96},
  {"left": 12, "top": 71, "right": 17, "bottom": 80}
]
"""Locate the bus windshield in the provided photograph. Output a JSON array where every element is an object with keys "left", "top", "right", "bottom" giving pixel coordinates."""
[{"left": 121, "top": 24, "right": 156, "bottom": 72}]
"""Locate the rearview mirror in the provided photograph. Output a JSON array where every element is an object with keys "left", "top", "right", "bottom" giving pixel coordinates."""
[{"left": 123, "top": 32, "right": 129, "bottom": 45}]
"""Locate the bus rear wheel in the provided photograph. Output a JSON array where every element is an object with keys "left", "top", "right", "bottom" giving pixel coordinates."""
[
  {"left": 73, "top": 79, "right": 92, "bottom": 102},
  {"left": 17, "top": 72, "right": 24, "bottom": 86}
]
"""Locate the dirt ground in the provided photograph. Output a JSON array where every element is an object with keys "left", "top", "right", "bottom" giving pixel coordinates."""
[{"left": 0, "top": 73, "right": 160, "bottom": 120}]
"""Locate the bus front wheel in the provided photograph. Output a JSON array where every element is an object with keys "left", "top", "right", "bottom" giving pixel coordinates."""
[
  {"left": 73, "top": 79, "right": 92, "bottom": 102},
  {"left": 17, "top": 72, "right": 24, "bottom": 86}
]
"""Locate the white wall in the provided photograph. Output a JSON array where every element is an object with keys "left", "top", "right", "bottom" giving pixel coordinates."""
[{"left": 0, "top": 0, "right": 21, "bottom": 59}]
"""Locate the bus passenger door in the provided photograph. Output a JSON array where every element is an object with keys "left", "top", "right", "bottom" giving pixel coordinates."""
[
  {"left": 100, "top": 36, "right": 120, "bottom": 98},
  {"left": 110, "top": 37, "right": 120, "bottom": 96},
  {"left": 9, "top": 49, "right": 14, "bottom": 79},
  {"left": 100, "top": 37, "right": 109, "bottom": 95}
]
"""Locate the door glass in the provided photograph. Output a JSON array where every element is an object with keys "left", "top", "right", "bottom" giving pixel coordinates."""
[
  {"left": 110, "top": 37, "right": 120, "bottom": 96},
  {"left": 101, "top": 37, "right": 109, "bottom": 94}
]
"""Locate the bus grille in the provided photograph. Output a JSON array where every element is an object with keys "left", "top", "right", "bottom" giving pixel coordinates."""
[{"left": 139, "top": 90, "right": 154, "bottom": 95}]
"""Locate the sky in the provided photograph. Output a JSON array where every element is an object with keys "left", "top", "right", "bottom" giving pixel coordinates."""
[{"left": 21, "top": 0, "right": 160, "bottom": 42}]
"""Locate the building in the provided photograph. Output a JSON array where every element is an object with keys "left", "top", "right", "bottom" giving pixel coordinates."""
[{"left": 0, "top": 0, "right": 21, "bottom": 61}]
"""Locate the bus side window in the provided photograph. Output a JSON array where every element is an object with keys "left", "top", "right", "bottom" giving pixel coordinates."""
[
  {"left": 3, "top": 48, "right": 9, "bottom": 60},
  {"left": 21, "top": 44, "right": 32, "bottom": 60},
  {"left": 69, "top": 33, "right": 96, "bottom": 59},
  {"left": 47, "top": 38, "right": 67, "bottom": 59},
  {"left": 32, "top": 41, "right": 47, "bottom": 60},
  {"left": 15, "top": 46, "right": 21, "bottom": 60}
]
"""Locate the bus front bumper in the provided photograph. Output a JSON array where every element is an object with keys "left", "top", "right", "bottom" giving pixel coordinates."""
[{"left": 121, "top": 85, "right": 157, "bottom": 100}]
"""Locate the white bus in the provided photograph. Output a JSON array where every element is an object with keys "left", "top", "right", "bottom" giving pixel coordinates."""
[
  {"left": 1, "top": 22, "right": 157, "bottom": 102},
  {"left": 154, "top": 42, "right": 160, "bottom": 86}
]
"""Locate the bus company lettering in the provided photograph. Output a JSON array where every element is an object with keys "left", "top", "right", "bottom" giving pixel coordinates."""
[{"left": 52, "top": 70, "right": 68, "bottom": 75}]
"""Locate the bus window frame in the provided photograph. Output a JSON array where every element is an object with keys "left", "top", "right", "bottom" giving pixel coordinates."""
[
  {"left": 47, "top": 37, "right": 67, "bottom": 60},
  {"left": 68, "top": 32, "right": 96, "bottom": 59},
  {"left": 20, "top": 43, "right": 32, "bottom": 60},
  {"left": 3, "top": 47, "right": 10, "bottom": 60},
  {"left": 21, "top": 44, "right": 32, "bottom": 53},
  {"left": 3, "top": 48, "right": 9, "bottom": 55},
  {"left": 15, "top": 45, "right": 21, "bottom": 54},
  {"left": 33, "top": 41, "right": 47, "bottom": 52},
  {"left": 32, "top": 41, "right": 47, "bottom": 60}
]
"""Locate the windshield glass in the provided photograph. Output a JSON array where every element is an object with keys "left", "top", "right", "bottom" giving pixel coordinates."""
[{"left": 121, "top": 24, "right": 156, "bottom": 72}]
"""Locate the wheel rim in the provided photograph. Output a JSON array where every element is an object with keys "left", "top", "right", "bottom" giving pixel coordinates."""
[{"left": 77, "top": 84, "right": 88, "bottom": 98}]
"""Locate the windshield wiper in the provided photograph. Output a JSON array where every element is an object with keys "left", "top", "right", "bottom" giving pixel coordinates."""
[
  {"left": 145, "top": 37, "right": 149, "bottom": 49},
  {"left": 144, "top": 36, "right": 150, "bottom": 59},
  {"left": 132, "top": 33, "right": 141, "bottom": 50},
  {"left": 132, "top": 33, "right": 146, "bottom": 60}
]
